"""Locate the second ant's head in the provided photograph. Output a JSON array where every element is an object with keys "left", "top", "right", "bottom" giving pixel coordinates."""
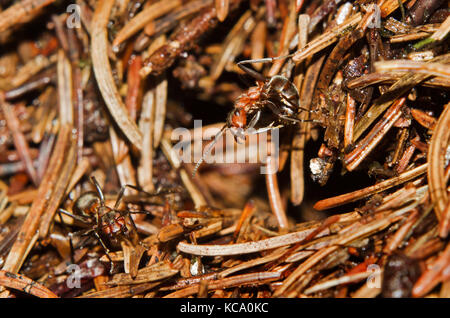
[{"left": 227, "top": 108, "right": 247, "bottom": 129}]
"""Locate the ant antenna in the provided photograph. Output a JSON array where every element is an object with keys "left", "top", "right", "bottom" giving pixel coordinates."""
[
  {"left": 90, "top": 176, "right": 105, "bottom": 206},
  {"left": 192, "top": 125, "right": 227, "bottom": 177},
  {"left": 237, "top": 53, "right": 296, "bottom": 79}
]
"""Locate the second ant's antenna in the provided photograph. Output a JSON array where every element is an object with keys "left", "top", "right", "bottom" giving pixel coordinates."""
[{"left": 192, "top": 125, "right": 227, "bottom": 177}]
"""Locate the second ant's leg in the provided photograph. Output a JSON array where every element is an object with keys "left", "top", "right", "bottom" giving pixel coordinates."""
[
  {"left": 264, "top": 101, "right": 319, "bottom": 124},
  {"left": 247, "top": 110, "right": 262, "bottom": 130}
]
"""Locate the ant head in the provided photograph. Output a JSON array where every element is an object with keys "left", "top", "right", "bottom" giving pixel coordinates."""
[{"left": 228, "top": 108, "right": 247, "bottom": 129}]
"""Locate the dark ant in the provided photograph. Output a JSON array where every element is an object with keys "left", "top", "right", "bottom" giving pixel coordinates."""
[
  {"left": 192, "top": 56, "right": 317, "bottom": 176},
  {"left": 57, "top": 177, "right": 174, "bottom": 274}
]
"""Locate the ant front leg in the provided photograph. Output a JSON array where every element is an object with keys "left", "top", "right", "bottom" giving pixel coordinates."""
[
  {"left": 263, "top": 101, "right": 319, "bottom": 124},
  {"left": 93, "top": 231, "right": 115, "bottom": 274},
  {"left": 247, "top": 110, "right": 262, "bottom": 130}
]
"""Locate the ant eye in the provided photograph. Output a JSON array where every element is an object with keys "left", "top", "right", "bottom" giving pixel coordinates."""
[{"left": 234, "top": 110, "right": 241, "bottom": 117}]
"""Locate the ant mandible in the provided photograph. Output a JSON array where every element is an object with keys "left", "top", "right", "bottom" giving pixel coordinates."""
[{"left": 192, "top": 56, "right": 316, "bottom": 176}]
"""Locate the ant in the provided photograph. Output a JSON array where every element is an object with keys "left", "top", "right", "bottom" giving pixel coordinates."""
[
  {"left": 57, "top": 177, "right": 174, "bottom": 274},
  {"left": 192, "top": 56, "right": 317, "bottom": 176}
]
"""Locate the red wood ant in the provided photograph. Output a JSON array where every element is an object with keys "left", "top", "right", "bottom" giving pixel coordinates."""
[
  {"left": 192, "top": 57, "right": 316, "bottom": 176},
  {"left": 57, "top": 177, "right": 173, "bottom": 274}
]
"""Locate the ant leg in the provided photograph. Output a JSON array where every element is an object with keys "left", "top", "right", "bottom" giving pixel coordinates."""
[
  {"left": 247, "top": 110, "right": 262, "bottom": 130},
  {"left": 93, "top": 231, "right": 115, "bottom": 274},
  {"left": 58, "top": 208, "right": 92, "bottom": 224},
  {"left": 58, "top": 210, "right": 75, "bottom": 264},
  {"left": 90, "top": 176, "right": 105, "bottom": 205},
  {"left": 264, "top": 101, "right": 320, "bottom": 124},
  {"left": 114, "top": 186, "right": 126, "bottom": 210}
]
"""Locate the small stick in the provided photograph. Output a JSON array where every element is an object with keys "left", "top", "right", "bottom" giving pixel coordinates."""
[
  {"left": 375, "top": 60, "right": 450, "bottom": 79},
  {"left": 91, "top": 0, "right": 143, "bottom": 151},
  {"left": 0, "top": 94, "right": 38, "bottom": 186},
  {"left": 0, "top": 0, "right": 56, "bottom": 33},
  {"left": 163, "top": 272, "right": 281, "bottom": 298},
  {"left": 0, "top": 270, "right": 58, "bottom": 298},
  {"left": 313, "top": 163, "right": 427, "bottom": 210},
  {"left": 2, "top": 125, "right": 72, "bottom": 273},
  {"left": 274, "top": 205, "right": 415, "bottom": 296},
  {"left": 344, "top": 94, "right": 356, "bottom": 149},
  {"left": 344, "top": 97, "right": 406, "bottom": 171},
  {"left": 412, "top": 243, "right": 450, "bottom": 297},
  {"left": 177, "top": 225, "right": 323, "bottom": 256},
  {"left": 215, "top": 0, "right": 229, "bottom": 22},
  {"left": 427, "top": 101, "right": 450, "bottom": 235},
  {"left": 266, "top": 156, "right": 289, "bottom": 231},
  {"left": 112, "top": 0, "right": 181, "bottom": 49}
]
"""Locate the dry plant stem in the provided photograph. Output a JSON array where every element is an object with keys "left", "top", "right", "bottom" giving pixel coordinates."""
[
  {"left": 304, "top": 270, "right": 375, "bottom": 295},
  {"left": 112, "top": 0, "right": 181, "bottom": 49},
  {"left": 153, "top": 78, "right": 168, "bottom": 148},
  {"left": 91, "top": 0, "right": 143, "bottom": 151},
  {"left": 160, "top": 138, "right": 207, "bottom": 208},
  {"left": 250, "top": 20, "right": 266, "bottom": 71},
  {"left": 292, "top": 13, "right": 362, "bottom": 63},
  {"left": 353, "top": 54, "right": 450, "bottom": 141},
  {"left": 56, "top": 50, "right": 74, "bottom": 127},
  {"left": 344, "top": 94, "right": 356, "bottom": 148},
  {"left": 379, "top": 0, "right": 408, "bottom": 17},
  {"left": 347, "top": 72, "right": 450, "bottom": 89},
  {"left": 428, "top": 101, "right": 450, "bottom": 236},
  {"left": 3, "top": 124, "right": 72, "bottom": 273},
  {"left": 313, "top": 163, "right": 427, "bottom": 210},
  {"left": 0, "top": 95, "right": 38, "bottom": 186},
  {"left": 215, "top": 0, "right": 229, "bottom": 22},
  {"left": 108, "top": 261, "right": 179, "bottom": 285},
  {"left": 39, "top": 142, "right": 76, "bottom": 237},
  {"left": 138, "top": 91, "right": 155, "bottom": 192},
  {"left": 375, "top": 60, "right": 450, "bottom": 79},
  {"left": 11, "top": 54, "right": 56, "bottom": 89},
  {"left": 383, "top": 209, "right": 419, "bottom": 253},
  {"left": 274, "top": 205, "right": 414, "bottom": 297},
  {"left": 79, "top": 282, "right": 161, "bottom": 298},
  {"left": 0, "top": 270, "right": 58, "bottom": 298},
  {"left": 233, "top": 200, "right": 255, "bottom": 241},
  {"left": 143, "top": 0, "right": 214, "bottom": 38},
  {"left": 0, "top": 0, "right": 56, "bottom": 33},
  {"left": 412, "top": 243, "right": 450, "bottom": 297},
  {"left": 289, "top": 14, "right": 310, "bottom": 206},
  {"left": 177, "top": 225, "right": 323, "bottom": 256},
  {"left": 266, "top": 156, "right": 288, "bottom": 231},
  {"left": 344, "top": 97, "right": 406, "bottom": 171},
  {"left": 163, "top": 272, "right": 281, "bottom": 298},
  {"left": 219, "top": 247, "right": 288, "bottom": 278},
  {"left": 210, "top": 9, "right": 255, "bottom": 80},
  {"left": 431, "top": 15, "right": 450, "bottom": 41},
  {"left": 268, "top": 1, "right": 297, "bottom": 77},
  {"left": 410, "top": 109, "right": 436, "bottom": 129}
]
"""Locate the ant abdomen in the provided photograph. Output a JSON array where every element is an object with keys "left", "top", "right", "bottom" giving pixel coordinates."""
[
  {"left": 265, "top": 75, "right": 299, "bottom": 113},
  {"left": 73, "top": 191, "right": 101, "bottom": 215}
]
